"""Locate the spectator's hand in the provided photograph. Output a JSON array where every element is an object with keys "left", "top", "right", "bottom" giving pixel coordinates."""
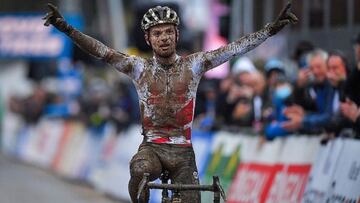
[
  {"left": 238, "top": 86, "right": 254, "bottom": 99},
  {"left": 283, "top": 105, "right": 305, "bottom": 117},
  {"left": 282, "top": 105, "right": 304, "bottom": 130},
  {"left": 340, "top": 99, "right": 360, "bottom": 123},
  {"left": 227, "top": 85, "right": 253, "bottom": 103},
  {"left": 268, "top": 0, "right": 298, "bottom": 36},
  {"left": 227, "top": 85, "right": 241, "bottom": 103},
  {"left": 233, "top": 102, "right": 251, "bottom": 119},
  {"left": 281, "top": 114, "right": 303, "bottom": 131},
  {"left": 43, "top": 3, "right": 64, "bottom": 27},
  {"left": 262, "top": 107, "right": 273, "bottom": 119},
  {"left": 297, "top": 69, "right": 312, "bottom": 87},
  {"left": 220, "top": 77, "right": 233, "bottom": 93}
]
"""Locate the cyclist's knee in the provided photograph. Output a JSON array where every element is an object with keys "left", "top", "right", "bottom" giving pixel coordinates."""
[{"left": 130, "top": 158, "right": 162, "bottom": 180}]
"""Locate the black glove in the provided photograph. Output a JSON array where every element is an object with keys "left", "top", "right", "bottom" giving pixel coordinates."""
[
  {"left": 267, "top": 0, "right": 298, "bottom": 36},
  {"left": 42, "top": 3, "right": 73, "bottom": 35}
]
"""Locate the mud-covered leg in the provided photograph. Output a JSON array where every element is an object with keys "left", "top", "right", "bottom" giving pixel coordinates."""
[
  {"left": 129, "top": 146, "right": 162, "bottom": 203},
  {"left": 170, "top": 149, "right": 201, "bottom": 203}
]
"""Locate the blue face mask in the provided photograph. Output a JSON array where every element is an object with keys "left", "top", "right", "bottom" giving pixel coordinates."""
[{"left": 274, "top": 85, "right": 292, "bottom": 100}]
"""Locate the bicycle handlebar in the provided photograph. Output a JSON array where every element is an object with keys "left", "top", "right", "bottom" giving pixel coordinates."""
[{"left": 137, "top": 173, "right": 227, "bottom": 203}]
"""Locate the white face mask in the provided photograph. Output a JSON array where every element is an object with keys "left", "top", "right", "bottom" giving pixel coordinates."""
[{"left": 274, "top": 84, "right": 292, "bottom": 100}]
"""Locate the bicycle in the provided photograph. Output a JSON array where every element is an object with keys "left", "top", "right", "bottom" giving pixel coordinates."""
[{"left": 137, "top": 170, "right": 227, "bottom": 203}]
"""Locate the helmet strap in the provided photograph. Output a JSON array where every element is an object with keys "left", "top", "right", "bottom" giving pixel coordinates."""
[
  {"left": 175, "top": 27, "right": 179, "bottom": 43},
  {"left": 144, "top": 31, "right": 151, "bottom": 47}
]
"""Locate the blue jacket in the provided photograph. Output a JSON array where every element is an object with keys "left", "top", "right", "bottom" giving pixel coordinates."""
[
  {"left": 301, "top": 81, "right": 335, "bottom": 131},
  {"left": 264, "top": 94, "right": 291, "bottom": 139}
]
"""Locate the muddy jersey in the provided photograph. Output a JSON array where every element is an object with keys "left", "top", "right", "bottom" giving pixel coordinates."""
[{"left": 66, "top": 25, "right": 272, "bottom": 146}]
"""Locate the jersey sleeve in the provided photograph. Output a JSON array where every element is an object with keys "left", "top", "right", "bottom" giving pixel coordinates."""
[
  {"left": 68, "top": 28, "right": 144, "bottom": 80},
  {"left": 190, "top": 25, "right": 272, "bottom": 76},
  {"left": 103, "top": 49, "right": 144, "bottom": 80}
]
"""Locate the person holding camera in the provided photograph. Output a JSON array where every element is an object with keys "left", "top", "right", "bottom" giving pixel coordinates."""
[
  {"left": 341, "top": 33, "right": 360, "bottom": 137},
  {"left": 323, "top": 51, "right": 353, "bottom": 138},
  {"left": 282, "top": 49, "right": 334, "bottom": 134}
]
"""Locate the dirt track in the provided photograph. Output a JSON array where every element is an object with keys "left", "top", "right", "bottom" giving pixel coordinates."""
[{"left": 0, "top": 153, "right": 129, "bottom": 203}]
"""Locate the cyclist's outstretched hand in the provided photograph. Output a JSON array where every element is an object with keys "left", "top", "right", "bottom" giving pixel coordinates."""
[
  {"left": 42, "top": 3, "right": 74, "bottom": 34},
  {"left": 268, "top": 0, "right": 298, "bottom": 36},
  {"left": 42, "top": 3, "right": 65, "bottom": 28}
]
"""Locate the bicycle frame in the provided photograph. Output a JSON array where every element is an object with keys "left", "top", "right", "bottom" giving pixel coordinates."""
[{"left": 137, "top": 172, "right": 227, "bottom": 203}]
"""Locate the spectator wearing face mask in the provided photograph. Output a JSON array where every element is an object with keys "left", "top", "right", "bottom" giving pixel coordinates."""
[
  {"left": 264, "top": 75, "right": 294, "bottom": 140},
  {"left": 262, "top": 59, "right": 286, "bottom": 119}
]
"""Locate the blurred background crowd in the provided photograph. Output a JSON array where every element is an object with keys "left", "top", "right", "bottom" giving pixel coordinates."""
[{"left": 1, "top": 0, "right": 360, "bottom": 142}]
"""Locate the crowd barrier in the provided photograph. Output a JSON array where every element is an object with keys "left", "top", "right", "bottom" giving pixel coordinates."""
[{"left": 1, "top": 114, "right": 360, "bottom": 203}]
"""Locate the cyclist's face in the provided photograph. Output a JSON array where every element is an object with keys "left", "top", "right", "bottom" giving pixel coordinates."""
[{"left": 147, "top": 24, "right": 177, "bottom": 58}]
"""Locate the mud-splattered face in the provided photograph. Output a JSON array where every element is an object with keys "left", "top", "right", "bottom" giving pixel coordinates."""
[{"left": 146, "top": 24, "right": 177, "bottom": 58}]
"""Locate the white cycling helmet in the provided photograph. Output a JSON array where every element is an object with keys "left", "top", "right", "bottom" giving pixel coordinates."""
[{"left": 141, "top": 6, "right": 180, "bottom": 31}]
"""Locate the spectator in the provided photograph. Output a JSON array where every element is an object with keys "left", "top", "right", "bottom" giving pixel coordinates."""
[
  {"left": 264, "top": 58, "right": 286, "bottom": 91},
  {"left": 292, "top": 40, "right": 315, "bottom": 69},
  {"left": 231, "top": 56, "right": 257, "bottom": 75},
  {"left": 264, "top": 75, "right": 294, "bottom": 140},
  {"left": 217, "top": 57, "right": 257, "bottom": 130},
  {"left": 340, "top": 99, "right": 360, "bottom": 137},
  {"left": 262, "top": 59, "right": 286, "bottom": 121},
  {"left": 81, "top": 78, "right": 111, "bottom": 131},
  {"left": 250, "top": 71, "right": 267, "bottom": 133},
  {"left": 219, "top": 75, "right": 233, "bottom": 94},
  {"left": 345, "top": 33, "right": 360, "bottom": 106},
  {"left": 9, "top": 85, "right": 48, "bottom": 124},
  {"left": 324, "top": 51, "right": 352, "bottom": 136},
  {"left": 283, "top": 49, "right": 334, "bottom": 133},
  {"left": 340, "top": 33, "right": 360, "bottom": 137}
]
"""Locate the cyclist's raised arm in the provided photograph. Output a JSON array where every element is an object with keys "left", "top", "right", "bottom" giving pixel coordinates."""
[
  {"left": 191, "top": 1, "right": 297, "bottom": 76},
  {"left": 43, "top": 3, "right": 143, "bottom": 79}
]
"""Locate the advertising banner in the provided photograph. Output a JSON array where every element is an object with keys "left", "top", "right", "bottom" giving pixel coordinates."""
[
  {"left": 0, "top": 14, "right": 83, "bottom": 59},
  {"left": 266, "top": 164, "right": 311, "bottom": 203},
  {"left": 302, "top": 139, "right": 344, "bottom": 203},
  {"left": 228, "top": 163, "right": 312, "bottom": 203},
  {"left": 327, "top": 139, "right": 360, "bottom": 203},
  {"left": 25, "top": 119, "right": 65, "bottom": 167},
  {"left": 228, "top": 163, "right": 278, "bottom": 203},
  {"left": 51, "top": 121, "right": 86, "bottom": 177},
  {"left": 228, "top": 135, "right": 317, "bottom": 203},
  {"left": 201, "top": 132, "right": 244, "bottom": 202},
  {"left": 89, "top": 125, "right": 142, "bottom": 201},
  {"left": 192, "top": 129, "right": 214, "bottom": 178}
]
